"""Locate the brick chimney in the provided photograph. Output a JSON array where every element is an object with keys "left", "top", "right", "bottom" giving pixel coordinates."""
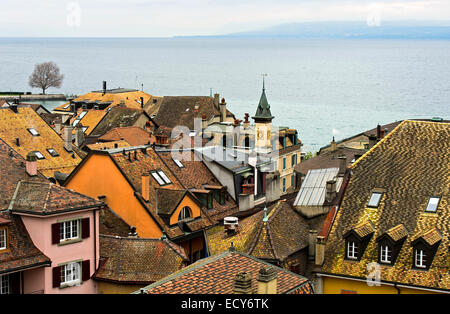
[
  {"left": 376, "top": 124, "right": 381, "bottom": 139},
  {"left": 315, "top": 236, "right": 326, "bottom": 266},
  {"left": 243, "top": 113, "right": 250, "bottom": 129},
  {"left": 54, "top": 122, "right": 61, "bottom": 134},
  {"left": 142, "top": 173, "right": 150, "bottom": 201},
  {"left": 26, "top": 152, "right": 38, "bottom": 177},
  {"left": 220, "top": 98, "right": 227, "bottom": 123},
  {"left": 325, "top": 180, "right": 337, "bottom": 203},
  {"left": 75, "top": 123, "right": 85, "bottom": 147},
  {"left": 338, "top": 156, "right": 347, "bottom": 176},
  {"left": 233, "top": 272, "right": 253, "bottom": 294},
  {"left": 330, "top": 137, "right": 337, "bottom": 152},
  {"left": 140, "top": 97, "right": 144, "bottom": 109},
  {"left": 63, "top": 123, "right": 73, "bottom": 152},
  {"left": 257, "top": 266, "right": 277, "bottom": 294}
]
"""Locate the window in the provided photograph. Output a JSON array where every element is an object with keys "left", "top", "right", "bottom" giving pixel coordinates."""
[
  {"left": 368, "top": 192, "right": 383, "bottom": 208},
  {"left": 0, "top": 275, "right": 9, "bottom": 295},
  {"left": 178, "top": 206, "right": 192, "bottom": 221},
  {"left": 291, "top": 154, "right": 297, "bottom": 167},
  {"left": 0, "top": 228, "right": 6, "bottom": 250},
  {"left": 151, "top": 171, "right": 166, "bottom": 185},
  {"left": 283, "top": 157, "right": 286, "bottom": 170},
  {"left": 27, "top": 128, "right": 39, "bottom": 136},
  {"left": 72, "top": 119, "right": 80, "bottom": 127},
  {"left": 380, "top": 245, "right": 392, "bottom": 264},
  {"left": 414, "top": 249, "right": 427, "bottom": 268},
  {"left": 282, "top": 178, "right": 286, "bottom": 193},
  {"left": 157, "top": 170, "right": 171, "bottom": 184},
  {"left": 193, "top": 250, "right": 202, "bottom": 262},
  {"left": 78, "top": 111, "right": 87, "bottom": 120},
  {"left": 34, "top": 151, "right": 45, "bottom": 160},
  {"left": 61, "top": 262, "right": 81, "bottom": 286},
  {"left": 47, "top": 148, "right": 59, "bottom": 157},
  {"left": 347, "top": 241, "right": 358, "bottom": 260},
  {"left": 173, "top": 159, "right": 184, "bottom": 168},
  {"left": 425, "top": 197, "right": 440, "bottom": 212},
  {"left": 63, "top": 104, "right": 71, "bottom": 109},
  {"left": 60, "top": 220, "right": 80, "bottom": 242},
  {"left": 291, "top": 174, "right": 295, "bottom": 189}
]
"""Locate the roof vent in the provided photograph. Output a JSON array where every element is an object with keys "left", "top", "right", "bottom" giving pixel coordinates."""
[{"left": 224, "top": 217, "right": 239, "bottom": 236}]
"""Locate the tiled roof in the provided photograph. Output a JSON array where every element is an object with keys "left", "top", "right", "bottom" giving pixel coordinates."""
[
  {"left": 89, "top": 107, "right": 147, "bottom": 138},
  {"left": 99, "top": 126, "right": 154, "bottom": 146},
  {"left": 93, "top": 235, "right": 188, "bottom": 284},
  {"left": 207, "top": 201, "right": 323, "bottom": 263},
  {"left": 295, "top": 147, "right": 365, "bottom": 175},
  {"left": 139, "top": 250, "right": 313, "bottom": 294},
  {"left": 87, "top": 140, "right": 131, "bottom": 151},
  {"left": 0, "top": 138, "right": 47, "bottom": 210},
  {"left": 385, "top": 224, "right": 408, "bottom": 242},
  {"left": 69, "top": 109, "right": 107, "bottom": 136},
  {"left": 9, "top": 181, "right": 103, "bottom": 215},
  {"left": 0, "top": 106, "right": 82, "bottom": 176},
  {"left": 157, "top": 150, "right": 239, "bottom": 223},
  {"left": 156, "top": 189, "right": 186, "bottom": 216},
  {"left": 0, "top": 211, "right": 51, "bottom": 275},
  {"left": 321, "top": 120, "right": 450, "bottom": 291},
  {"left": 54, "top": 90, "right": 152, "bottom": 113},
  {"left": 153, "top": 96, "right": 234, "bottom": 130},
  {"left": 352, "top": 220, "right": 375, "bottom": 239},
  {"left": 99, "top": 206, "right": 132, "bottom": 237}
]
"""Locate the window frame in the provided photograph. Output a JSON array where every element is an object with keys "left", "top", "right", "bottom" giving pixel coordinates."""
[
  {"left": 282, "top": 177, "right": 286, "bottom": 193},
  {"left": 346, "top": 240, "right": 358, "bottom": 260},
  {"left": 178, "top": 206, "right": 192, "bottom": 221},
  {"left": 27, "top": 128, "right": 40, "bottom": 136},
  {"left": 59, "top": 219, "right": 81, "bottom": 243},
  {"left": 0, "top": 274, "right": 9, "bottom": 295},
  {"left": 150, "top": 171, "right": 166, "bottom": 186},
  {"left": 414, "top": 249, "right": 427, "bottom": 269},
  {"left": 47, "top": 148, "right": 60, "bottom": 157},
  {"left": 367, "top": 192, "right": 383, "bottom": 208},
  {"left": 60, "top": 261, "right": 82, "bottom": 287},
  {"left": 425, "top": 196, "right": 441, "bottom": 213},
  {"left": 380, "top": 244, "right": 392, "bottom": 264},
  {"left": 0, "top": 228, "right": 6, "bottom": 250},
  {"left": 156, "top": 170, "right": 171, "bottom": 185},
  {"left": 34, "top": 151, "right": 45, "bottom": 160},
  {"left": 173, "top": 159, "right": 185, "bottom": 168}
]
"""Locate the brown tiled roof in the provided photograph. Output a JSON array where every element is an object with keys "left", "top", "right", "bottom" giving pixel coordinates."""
[
  {"left": 153, "top": 96, "right": 235, "bottom": 130},
  {"left": 157, "top": 150, "right": 239, "bottom": 223},
  {"left": 385, "top": 224, "right": 408, "bottom": 242},
  {"left": 140, "top": 250, "right": 313, "bottom": 294},
  {"left": 321, "top": 120, "right": 450, "bottom": 291},
  {"left": 99, "top": 126, "right": 154, "bottom": 146},
  {"left": 9, "top": 181, "right": 103, "bottom": 215},
  {"left": 69, "top": 109, "right": 107, "bottom": 136},
  {"left": 93, "top": 235, "right": 188, "bottom": 284},
  {"left": 0, "top": 211, "right": 51, "bottom": 274},
  {"left": 352, "top": 220, "right": 375, "bottom": 239},
  {"left": 99, "top": 206, "right": 132, "bottom": 237},
  {"left": 0, "top": 138, "right": 47, "bottom": 210},
  {"left": 207, "top": 201, "right": 326, "bottom": 263},
  {"left": 87, "top": 140, "right": 131, "bottom": 151},
  {"left": 295, "top": 146, "right": 365, "bottom": 175},
  {"left": 0, "top": 106, "right": 82, "bottom": 176},
  {"left": 89, "top": 107, "right": 147, "bottom": 138},
  {"left": 418, "top": 228, "right": 443, "bottom": 247},
  {"left": 156, "top": 189, "right": 186, "bottom": 216}
]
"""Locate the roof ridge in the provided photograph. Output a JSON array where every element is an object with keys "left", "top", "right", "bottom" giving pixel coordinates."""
[
  {"left": 42, "top": 183, "right": 53, "bottom": 212},
  {"left": 351, "top": 120, "right": 407, "bottom": 169}
]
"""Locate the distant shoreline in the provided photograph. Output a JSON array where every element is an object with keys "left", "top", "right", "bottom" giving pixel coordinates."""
[{"left": 0, "top": 94, "right": 70, "bottom": 101}]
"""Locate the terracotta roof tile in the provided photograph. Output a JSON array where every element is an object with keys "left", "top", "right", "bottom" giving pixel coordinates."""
[{"left": 99, "top": 126, "right": 154, "bottom": 146}]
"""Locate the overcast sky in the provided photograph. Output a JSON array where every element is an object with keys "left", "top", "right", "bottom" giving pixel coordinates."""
[{"left": 1, "top": 0, "right": 449, "bottom": 37}]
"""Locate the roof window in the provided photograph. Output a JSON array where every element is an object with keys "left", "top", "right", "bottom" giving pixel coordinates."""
[
  {"left": 28, "top": 128, "right": 39, "bottom": 136},
  {"left": 47, "top": 148, "right": 59, "bottom": 157},
  {"left": 173, "top": 159, "right": 185, "bottom": 168},
  {"left": 425, "top": 197, "right": 440, "bottom": 213},
  {"left": 34, "top": 151, "right": 45, "bottom": 160},
  {"left": 368, "top": 192, "right": 383, "bottom": 208},
  {"left": 157, "top": 170, "right": 171, "bottom": 184}
]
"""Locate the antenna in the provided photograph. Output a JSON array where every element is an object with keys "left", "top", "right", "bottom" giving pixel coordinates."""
[{"left": 210, "top": 88, "right": 213, "bottom": 97}]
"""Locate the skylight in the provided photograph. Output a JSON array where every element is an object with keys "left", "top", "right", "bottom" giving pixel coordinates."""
[
  {"left": 28, "top": 128, "right": 39, "bottom": 136},
  {"left": 63, "top": 104, "right": 71, "bottom": 109},
  {"left": 425, "top": 197, "right": 440, "bottom": 212},
  {"left": 368, "top": 192, "right": 383, "bottom": 208},
  {"left": 73, "top": 120, "right": 80, "bottom": 127},
  {"left": 173, "top": 159, "right": 184, "bottom": 168},
  {"left": 157, "top": 170, "right": 171, "bottom": 184},
  {"left": 151, "top": 172, "right": 166, "bottom": 186},
  {"left": 34, "top": 151, "right": 45, "bottom": 160},
  {"left": 78, "top": 111, "right": 87, "bottom": 120},
  {"left": 47, "top": 148, "right": 59, "bottom": 157}
]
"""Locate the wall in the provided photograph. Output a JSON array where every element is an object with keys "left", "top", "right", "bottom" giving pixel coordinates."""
[
  {"left": 65, "top": 154, "right": 162, "bottom": 238},
  {"left": 20, "top": 209, "right": 99, "bottom": 294},
  {"left": 278, "top": 150, "right": 301, "bottom": 195},
  {"left": 322, "top": 276, "right": 440, "bottom": 294},
  {"left": 169, "top": 195, "right": 202, "bottom": 226},
  {"left": 23, "top": 267, "right": 46, "bottom": 294},
  {"left": 201, "top": 158, "right": 236, "bottom": 201},
  {"left": 97, "top": 281, "right": 146, "bottom": 294}
]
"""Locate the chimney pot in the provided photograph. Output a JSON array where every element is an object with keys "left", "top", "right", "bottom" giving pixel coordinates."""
[
  {"left": 142, "top": 173, "right": 150, "bottom": 201},
  {"left": 257, "top": 266, "right": 277, "bottom": 294},
  {"left": 15, "top": 138, "right": 20, "bottom": 146},
  {"left": 26, "top": 152, "right": 38, "bottom": 176},
  {"left": 63, "top": 124, "right": 73, "bottom": 152},
  {"left": 315, "top": 236, "right": 326, "bottom": 266},
  {"left": 233, "top": 272, "right": 253, "bottom": 294},
  {"left": 368, "top": 134, "right": 377, "bottom": 149}
]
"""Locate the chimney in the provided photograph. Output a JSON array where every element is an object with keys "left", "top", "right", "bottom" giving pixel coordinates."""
[
  {"left": 224, "top": 217, "right": 239, "bottom": 237},
  {"left": 376, "top": 124, "right": 381, "bottom": 139},
  {"left": 140, "top": 97, "right": 145, "bottom": 109},
  {"left": 128, "top": 226, "right": 138, "bottom": 238},
  {"left": 202, "top": 114, "right": 208, "bottom": 130},
  {"left": 368, "top": 134, "right": 377, "bottom": 149},
  {"left": 233, "top": 272, "right": 252, "bottom": 294},
  {"left": 219, "top": 98, "right": 227, "bottom": 123},
  {"left": 315, "top": 236, "right": 326, "bottom": 266},
  {"left": 308, "top": 230, "right": 318, "bottom": 260},
  {"left": 243, "top": 113, "right": 250, "bottom": 129},
  {"left": 325, "top": 180, "right": 337, "bottom": 202},
  {"left": 103, "top": 81, "right": 107, "bottom": 95},
  {"left": 330, "top": 137, "right": 337, "bottom": 152},
  {"left": 214, "top": 93, "right": 220, "bottom": 110},
  {"left": 119, "top": 100, "right": 126, "bottom": 107},
  {"left": 15, "top": 138, "right": 20, "bottom": 147},
  {"left": 63, "top": 123, "right": 73, "bottom": 152},
  {"left": 26, "top": 152, "right": 38, "bottom": 177},
  {"left": 257, "top": 266, "right": 277, "bottom": 294},
  {"left": 75, "top": 124, "right": 85, "bottom": 147},
  {"left": 338, "top": 156, "right": 347, "bottom": 176},
  {"left": 142, "top": 173, "right": 150, "bottom": 201},
  {"left": 54, "top": 122, "right": 61, "bottom": 134}
]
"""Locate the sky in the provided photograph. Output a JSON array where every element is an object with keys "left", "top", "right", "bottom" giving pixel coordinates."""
[{"left": 0, "top": 0, "right": 449, "bottom": 37}]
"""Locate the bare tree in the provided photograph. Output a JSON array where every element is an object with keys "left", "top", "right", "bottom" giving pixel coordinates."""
[{"left": 29, "top": 62, "right": 64, "bottom": 95}]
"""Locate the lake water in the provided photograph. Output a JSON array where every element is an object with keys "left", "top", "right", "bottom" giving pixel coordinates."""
[{"left": 0, "top": 37, "right": 449, "bottom": 152}]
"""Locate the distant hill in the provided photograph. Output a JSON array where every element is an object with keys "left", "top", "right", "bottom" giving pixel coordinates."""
[{"left": 178, "top": 21, "right": 450, "bottom": 39}]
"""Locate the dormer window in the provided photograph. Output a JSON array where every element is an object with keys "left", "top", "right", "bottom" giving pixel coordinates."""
[
  {"left": 414, "top": 249, "right": 427, "bottom": 268},
  {"left": 367, "top": 192, "right": 383, "bottom": 208},
  {"left": 178, "top": 206, "right": 192, "bottom": 221},
  {"left": 0, "top": 227, "right": 7, "bottom": 250},
  {"left": 380, "top": 245, "right": 392, "bottom": 263},
  {"left": 28, "top": 128, "right": 39, "bottom": 136},
  {"left": 347, "top": 241, "right": 358, "bottom": 260},
  {"left": 425, "top": 197, "right": 440, "bottom": 212},
  {"left": 377, "top": 224, "right": 407, "bottom": 266},
  {"left": 47, "top": 148, "right": 59, "bottom": 157},
  {"left": 411, "top": 228, "right": 442, "bottom": 270},
  {"left": 0, "top": 275, "right": 9, "bottom": 294}
]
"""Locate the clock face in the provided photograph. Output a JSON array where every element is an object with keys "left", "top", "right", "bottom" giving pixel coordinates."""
[{"left": 257, "top": 130, "right": 263, "bottom": 140}]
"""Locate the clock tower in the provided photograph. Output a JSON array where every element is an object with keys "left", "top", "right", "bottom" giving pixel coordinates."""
[{"left": 252, "top": 78, "right": 274, "bottom": 153}]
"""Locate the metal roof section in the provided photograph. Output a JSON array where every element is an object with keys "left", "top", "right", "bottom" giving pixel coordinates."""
[{"left": 294, "top": 168, "right": 343, "bottom": 207}]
